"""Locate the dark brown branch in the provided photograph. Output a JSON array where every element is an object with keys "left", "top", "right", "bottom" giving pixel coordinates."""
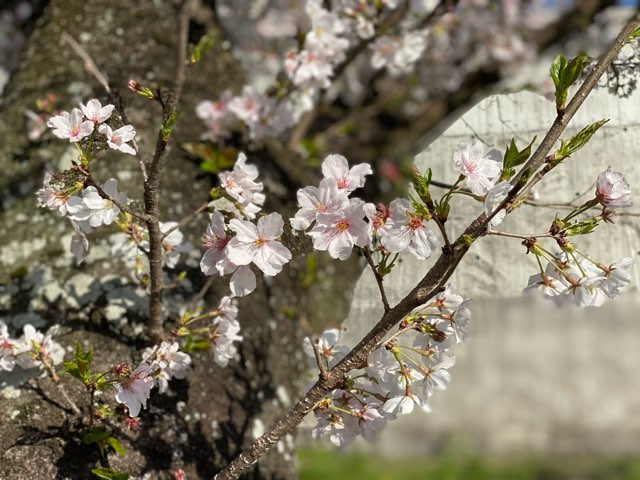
[
  {"left": 144, "top": 0, "right": 192, "bottom": 341},
  {"left": 362, "top": 246, "right": 390, "bottom": 313},
  {"left": 213, "top": 14, "right": 639, "bottom": 479}
]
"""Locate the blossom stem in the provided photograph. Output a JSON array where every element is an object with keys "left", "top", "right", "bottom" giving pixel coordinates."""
[
  {"left": 311, "top": 343, "right": 330, "bottom": 381},
  {"left": 41, "top": 355, "right": 82, "bottom": 416},
  {"left": 486, "top": 229, "right": 551, "bottom": 240},
  {"left": 362, "top": 246, "right": 390, "bottom": 313}
]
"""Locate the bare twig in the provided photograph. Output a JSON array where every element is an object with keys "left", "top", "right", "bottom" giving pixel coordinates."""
[
  {"left": 213, "top": 14, "right": 639, "bottom": 480},
  {"left": 62, "top": 32, "right": 111, "bottom": 93},
  {"left": 161, "top": 201, "right": 210, "bottom": 240},
  {"left": 311, "top": 342, "right": 329, "bottom": 382},
  {"left": 144, "top": 0, "right": 192, "bottom": 341},
  {"left": 42, "top": 356, "right": 82, "bottom": 416},
  {"left": 486, "top": 229, "right": 552, "bottom": 240},
  {"left": 362, "top": 247, "right": 390, "bottom": 313}
]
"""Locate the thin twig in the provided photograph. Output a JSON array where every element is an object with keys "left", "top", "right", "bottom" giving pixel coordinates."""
[
  {"left": 311, "top": 342, "right": 329, "bottom": 381},
  {"left": 213, "top": 14, "right": 639, "bottom": 480},
  {"left": 84, "top": 175, "right": 154, "bottom": 223},
  {"left": 42, "top": 356, "right": 82, "bottom": 416},
  {"left": 144, "top": 0, "right": 192, "bottom": 341},
  {"left": 161, "top": 201, "right": 210, "bottom": 240},
  {"left": 486, "top": 229, "right": 552, "bottom": 240},
  {"left": 362, "top": 247, "right": 390, "bottom": 313},
  {"left": 62, "top": 32, "right": 111, "bottom": 93}
]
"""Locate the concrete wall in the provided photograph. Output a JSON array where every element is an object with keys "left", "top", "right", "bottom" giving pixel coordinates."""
[{"left": 340, "top": 87, "right": 640, "bottom": 455}]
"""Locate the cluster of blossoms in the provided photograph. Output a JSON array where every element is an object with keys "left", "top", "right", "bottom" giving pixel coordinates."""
[
  {"left": 200, "top": 153, "right": 292, "bottom": 297},
  {"left": 291, "top": 141, "right": 507, "bottom": 264},
  {"left": 306, "top": 283, "right": 467, "bottom": 446},
  {"left": 195, "top": 0, "right": 433, "bottom": 141},
  {"left": 196, "top": 0, "right": 557, "bottom": 142},
  {"left": 114, "top": 340, "right": 191, "bottom": 417},
  {"left": 524, "top": 168, "right": 634, "bottom": 307},
  {"left": 0, "top": 321, "right": 64, "bottom": 372},
  {"left": 47, "top": 98, "right": 136, "bottom": 154},
  {"left": 35, "top": 99, "right": 141, "bottom": 264}
]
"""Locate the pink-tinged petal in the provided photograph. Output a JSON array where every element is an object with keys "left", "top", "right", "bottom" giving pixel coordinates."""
[
  {"left": 253, "top": 241, "right": 292, "bottom": 276},
  {"left": 116, "top": 143, "right": 137, "bottom": 155},
  {"left": 381, "top": 225, "right": 412, "bottom": 252},
  {"left": 329, "top": 233, "right": 353, "bottom": 260},
  {"left": 321, "top": 154, "right": 349, "bottom": 181},
  {"left": 200, "top": 249, "right": 221, "bottom": 276},
  {"left": 229, "top": 219, "right": 258, "bottom": 242},
  {"left": 226, "top": 237, "right": 258, "bottom": 265},
  {"left": 256, "top": 213, "right": 284, "bottom": 240},
  {"left": 98, "top": 124, "right": 112, "bottom": 136},
  {"left": 230, "top": 266, "right": 256, "bottom": 297},
  {"left": 409, "top": 227, "right": 438, "bottom": 260}
]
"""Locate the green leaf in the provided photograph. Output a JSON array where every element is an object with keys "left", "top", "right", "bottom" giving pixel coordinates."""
[
  {"left": 83, "top": 426, "right": 110, "bottom": 445},
  {"left": 91, "top": 467, "right": 130, "bottom": 480},
  {"left": 563, "top": 218, "right": 599, "bottom": 236},
  {"left": 62, "top": 342, "right": 93, "bottom": 383},
  {"left": 183, "top": 336, "right": 212, "bottom": 353},
  {"left": 190, "top": 30, "right": 218, "bottom": 64},
  {"left": 181, "top": 143, "right": 236, "bottom": 174},
  {"left": 551, "top": 53, "right": 588, "bottom": 112},
  {"left": 553, "top": 119, "right": 609, "bottom": 164},
  {"left": 105, "top": 436, "right": 126, "bottom": 457},
  {"left": 500, "top": 136, "right": 536, "bottom": 181},
  {"left": 628, "top": 26, "right": 640, "bottom": 43},
  {"left": 412, "top": 168, "right": 433, "bottom": 207}
]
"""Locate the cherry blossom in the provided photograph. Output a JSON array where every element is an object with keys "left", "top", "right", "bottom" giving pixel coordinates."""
[
  {"left": 380, "top": 198, "right": 439, "bottom": 260},
  {"left": 142, "top": 341, "right": 192, "bottom": 394},
  {"left": 67, "top": 178, "right": 127, "bottom": 229},
  {"left": 303, "top": 328, "right": 349, "bottom": 370},
  {"left": 79, "top": 98, "right": 114, "bottom": 124},
  {"left": 200, "top": 212, "right": 234, "bottom": 276},
  {"left": 453, "top": 139, "right": 502, "bottom": 196},
  {"left": 595, "top": 169, "right": 632, "bottom": 208},
  {"left": 290, "top": 179, "right": 349, "bottom": 231},
  {"left": 13, "top": 324, "right": 64, "bottom": 369},
  {"left": 47, "top": 108, "right": 93, "bottom": 142},
  {"left": 115, "top": 363, "right": 155, "bottom": 417},
  {"left": 218, "top": 153, "right": 265, "bottom": 219},
  {"left": 226, "top": 213, "right": 292, "bottom": 276},
  {"left": 36, "top": 172, "right": 73, "bottom": 216},
  {"left": 307, "top": 198, "right": 371, "bottom": 260},
  {"left": 321, "top": 154, "right": 372, "bottom": 193},
  {"left": 210, "top": 301, "right": 243, "bottom": 367},
  {"left": 98, "top": 124, "right": 137, "bottom": 155},
  {"left": 0, "top": 321, "right": 16, "bottom": 372}
]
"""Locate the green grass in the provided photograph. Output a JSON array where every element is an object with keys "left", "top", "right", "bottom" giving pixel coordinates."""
[{"left": 297, "top": 449, "right": 640, "bottom": 480}]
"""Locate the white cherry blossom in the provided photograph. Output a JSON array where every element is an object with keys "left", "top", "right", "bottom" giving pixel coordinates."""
[
  {"left": 453, "top": 139, "right": 502, "bottom": 196},
  {"left": 307, "top": 198, "right": 370, "bottom": 260},
  {"left": 290, "top": 179, "right": 349, "bottom": 231},
  {"left": 595, "top": 169, "right": 632, "bottom": 208},
  {"left": 47, "top": 108, "right": 93, "bottom": 142},
  {"left": 321, "top": 154, "right": 372, "bottom": 193},
  {"left": 381, "top": 198, "right": 438, "bottom": 260},
  {"left": 115, "top": 363, "right": 155, "bottom": 417},
  {"left": 226, "top": 213, "right": 292, "bottom": 276},
  {"left": 98, "top": 124, "right": 137, "bottom": 155},
  {"left": 80, "top": 98, "right": 114, "bottom": 124}
]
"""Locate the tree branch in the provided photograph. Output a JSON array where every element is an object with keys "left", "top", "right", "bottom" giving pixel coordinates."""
[
  {"left": 144, "top": 0, "right": 192, "bottom": 341},
  {"left": 213, "top": 13, "right": 639, "bottom": 479}
]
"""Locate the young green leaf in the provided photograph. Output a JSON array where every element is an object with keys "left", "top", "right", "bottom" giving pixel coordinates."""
[
  {"left": 500, "top": 136, "right": 536, "bottom": 181},
  {"left": 91, "top": 467, "right": 130, "bottom": 480},
  {"left": 552, "top": 119, "right": 609, "bottom": 165}
]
